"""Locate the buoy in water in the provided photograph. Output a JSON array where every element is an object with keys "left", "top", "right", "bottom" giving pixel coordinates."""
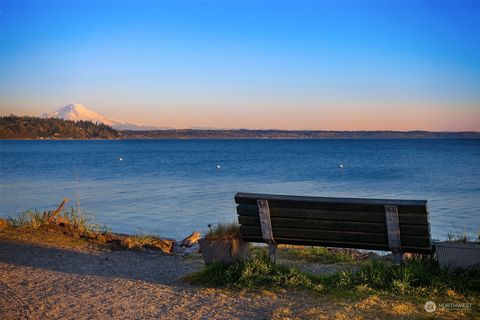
[
  {"left": 216, "top": 164, "right": 221, "bottom": 169},
  {"left": 338, "top": 164, "right": 344, "bottom": 168},
  {"left": 119, "top": 157, "right": 123, "bottom": 161}
]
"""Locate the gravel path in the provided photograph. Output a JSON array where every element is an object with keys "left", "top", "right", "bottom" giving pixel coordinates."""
[
  {"left": 2, "top": 230, "right": 459, "bottom": 320},
  {"left": 0, "top": 238, "right": 334, "bottom": 320}
]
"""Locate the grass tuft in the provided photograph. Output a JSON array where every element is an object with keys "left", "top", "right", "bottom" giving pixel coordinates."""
[
  {"left": 205, "top": 221, "right": 240, "bottom": 241},
  {"left": 7, "top": 210, "right": 49, "bottom": 229},
  {"left": 184, "top": 251, "right": 317, "bottom": 290},
  {"left": 7, "top": 207, "right": 108, "bottom": 234}
]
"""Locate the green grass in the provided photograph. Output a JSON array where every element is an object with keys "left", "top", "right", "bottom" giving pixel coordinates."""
[
  {"left": 205, "top": 221, "right": 241, "bottom": 241},
  {"left": 334, "top": 256, "right": 480, "bottom": 296},
  {"left": 7, "top": 207, "right": 108, "bottom": 234},
  {"left": 278, "top": 246, "right": 358, "bottom": 264},
  {"left": 185, "top": 251, "right": 480, "bottom": 298},
  {"left": 7, "top": 210, "right": 50, "bottom": 229},
  {"left": 184, "top": 251, "right": 321, "bottom": 291}
]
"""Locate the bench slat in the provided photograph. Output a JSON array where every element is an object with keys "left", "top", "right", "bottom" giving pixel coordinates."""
[
  {"left": 240, "top": 236, "right": 433, "bottom": 254},
  {"left": 237, "top": 204, "right": 429, "bottom": 225},
  {"left": 235, "top": 192, "right": 427, "bottom": 214},
  {"left": 239, "top": 226, "right": 432, "bottom": 249},
  {"left": 238, "top": 216, "right": 429, "bottom": 236}
]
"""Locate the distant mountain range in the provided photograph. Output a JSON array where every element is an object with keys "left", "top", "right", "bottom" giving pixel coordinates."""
[{"left": 41, "top": 103, "right": 165, "bottom": 130}]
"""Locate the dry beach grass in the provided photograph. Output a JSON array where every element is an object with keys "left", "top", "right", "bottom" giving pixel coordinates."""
[{"left": 0, "top": 225, "right": 478, "bottom": 319}]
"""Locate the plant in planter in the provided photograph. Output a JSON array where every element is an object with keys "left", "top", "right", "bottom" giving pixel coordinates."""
[
  {"left": 435, "top": 230, "right": 480, "bottom": 271},
  {"left": 198, "top": 222, "right": 249, "bottom": 264}
]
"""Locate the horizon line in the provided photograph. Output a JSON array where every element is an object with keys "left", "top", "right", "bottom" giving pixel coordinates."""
[{"left": 2, "top": 113, "right": 480, "bottom": 133}]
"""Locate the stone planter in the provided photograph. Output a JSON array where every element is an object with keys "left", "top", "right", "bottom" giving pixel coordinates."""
[
  {"left": 435, "top": 241, "right": 480, "bottom": 271},
  {"left": 198, "top": 238, "right": 249, "bottom": 264}
]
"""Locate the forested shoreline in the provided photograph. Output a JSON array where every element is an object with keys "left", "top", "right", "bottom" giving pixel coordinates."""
[
  {"left": 0, "top": 116, "right": 119, "bottom": 139},
  {"left": 1, "top": 115, "right": 479, "bottom": 139}
]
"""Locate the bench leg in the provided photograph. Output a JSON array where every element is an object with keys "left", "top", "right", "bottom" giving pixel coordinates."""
[
  {"left": 392, "top": 252, "right": 403, "bottom": 265},
  {"left": 268, "top": 244, "right": 278, "bottom": 264}
]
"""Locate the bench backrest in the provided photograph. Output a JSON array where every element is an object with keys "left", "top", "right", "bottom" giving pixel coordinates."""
[{"left": 235, "top": 192, "right": 433, "bottom": 254}]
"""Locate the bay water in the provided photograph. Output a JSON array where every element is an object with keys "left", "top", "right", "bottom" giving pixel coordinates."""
[{"left": 1, "top": 139, "right": 479, "bottom": 240}]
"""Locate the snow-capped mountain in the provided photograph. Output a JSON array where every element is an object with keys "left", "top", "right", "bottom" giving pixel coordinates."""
[{"left": 41, "top": 103, "right": 162, "bottom": 130}]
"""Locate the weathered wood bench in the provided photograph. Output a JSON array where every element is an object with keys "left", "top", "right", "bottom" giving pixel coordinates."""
[{"left": 235, "top": 192, "right": 433, "bottom": 264}]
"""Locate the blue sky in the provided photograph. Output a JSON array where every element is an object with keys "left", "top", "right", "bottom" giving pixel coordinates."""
[{"left": 1, "top": 1, "right": 479, "bottom": 130}]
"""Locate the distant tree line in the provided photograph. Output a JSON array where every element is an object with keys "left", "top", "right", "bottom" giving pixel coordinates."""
[
  {"left": 0, "top": 115, "right": 119, "bottom": 139},
  {"left": 2, "top": 115, "right": 478, "bottom": 140},
  {"left": 121, "top": 129, "right": 480, "bottom": 139}
]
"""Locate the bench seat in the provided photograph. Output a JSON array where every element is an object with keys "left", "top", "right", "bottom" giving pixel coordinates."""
[{"left": 235, "top": 192, "right": 433, "bottom": 263}]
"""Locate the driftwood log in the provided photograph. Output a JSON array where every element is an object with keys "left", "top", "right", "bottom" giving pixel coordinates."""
[
  {"left": 179, "top": 231, "right": 201, "bottom": 247},
  {"left": 48, "top": 198, "right": 69, "bottom": 223}
]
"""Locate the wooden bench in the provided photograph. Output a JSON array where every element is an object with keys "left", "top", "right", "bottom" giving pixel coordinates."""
[{"left": 235, "top": 192, "right": 433, "bottom": 264}]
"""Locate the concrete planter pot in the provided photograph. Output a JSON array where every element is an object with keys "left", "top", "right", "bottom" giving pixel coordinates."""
[
  {"left": 435, "top": 241, "right": 480, "bottom": 271},
  {"left": 198, "top": 238, "right": 249, "bottom": 264}
]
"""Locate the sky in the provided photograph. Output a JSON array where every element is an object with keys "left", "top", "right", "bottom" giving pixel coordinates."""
[{"left": 0, "top": 1, "right": 479, "bottom": 131}]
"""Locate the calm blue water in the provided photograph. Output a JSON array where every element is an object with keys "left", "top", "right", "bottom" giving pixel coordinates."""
[{"left": 1, "top": 139, "right": 479, "bottom": 240}]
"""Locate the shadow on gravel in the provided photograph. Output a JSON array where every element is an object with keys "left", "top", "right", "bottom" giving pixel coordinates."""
[{"left": 0, "top": 241, "right": 202, "bottom": 286}]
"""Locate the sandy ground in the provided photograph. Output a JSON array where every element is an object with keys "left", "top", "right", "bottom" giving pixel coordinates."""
[
  {"left": 0, "top": 229, "right": 338, "bottom": 320},
  {"left": 0, "top": 228, "right": 476, "bottom": 320}
]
